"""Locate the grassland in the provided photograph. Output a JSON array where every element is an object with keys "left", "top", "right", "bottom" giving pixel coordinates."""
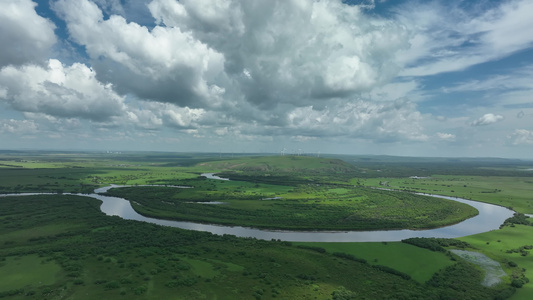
[
  {"left": 0, "top": 255, "right": 61, "bottom": 292},
  {"left": 359, "top": 175, "right": 533, "bottom": 214},
  {"left": 459, "top": 224, "right": 533, "bottom": 300},
  {"left": 294, "top": 242, "right": 455, "bottom": 283}
]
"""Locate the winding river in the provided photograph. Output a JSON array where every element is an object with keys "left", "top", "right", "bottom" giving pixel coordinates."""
[{"left": 1, "top": 174, "right": 516, "bottom": 242}]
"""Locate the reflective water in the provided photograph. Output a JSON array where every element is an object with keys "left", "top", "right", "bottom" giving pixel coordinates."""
[
  {"left": 90, "top": 185, "right": 514, "bottom": 242},
  {"left": 201, "top": 173, "right": 229, "bottom": 180},
  {"left": 1, "top": 184, "right": 515, "bottom": 242}
]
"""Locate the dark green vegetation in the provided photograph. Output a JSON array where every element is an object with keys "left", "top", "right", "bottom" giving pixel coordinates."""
[
  {"left": 0, "top": 195, "right": 515, "bottom": 299},
  {"left": 294, "top": 241, "right": 455, "bottom": 283},
  {"left": 201, "top": 156, "right": 360, "bottom": 184},
  {"left": 1, "top": 151, "right": 532, "bottom": 299},
  {"left": 0, "top": 152, "right": 479, "bottom": 231},
  {"left": 104, "top": 181, "right": 478, "bottom": 230},
  {"left": 0, "top": 151, "right": 216, "bottom": 194},
  {"left": 105, "top": 155, "right": 478, "bottom": 230},
  {"left": 0, "top": 167, "right": 98, "bottom": 194},
  {"left": 402, "top": 237, "right": 472, "bottom": 252}
]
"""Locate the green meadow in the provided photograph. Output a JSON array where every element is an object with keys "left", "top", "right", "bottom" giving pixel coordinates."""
[
  {"left": 459, "top": 224, "right": 533, "bottom": 300},
  {"left": 360, "top": 175, "right": 533, "bottom": 213},
  {"left": 0, "top": 255, "right": 61, "bottom": 293},
  {"left": 294, "top": 242, "right": 455, "bottom": 283}
]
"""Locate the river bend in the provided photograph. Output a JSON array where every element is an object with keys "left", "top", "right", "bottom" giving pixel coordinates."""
[{"left": 1, "top": 179, "right": 515, "bottom": 242}]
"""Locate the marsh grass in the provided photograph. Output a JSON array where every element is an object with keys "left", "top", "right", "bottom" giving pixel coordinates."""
[
  {"left": 0, "top": 255, "right": 61, "bottom": 292},
  {"left": 294, "top": 242, "right": 455, "bottom": 283},
  {"left": 460, "top": 225, "right": 533, "bottom": 300}
]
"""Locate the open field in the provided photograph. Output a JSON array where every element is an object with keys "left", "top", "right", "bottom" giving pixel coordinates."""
[
  {"left": 293, "top": 242, "right": 455, "bottom": 283},
  {"left": 360, "top": 175, "right": 533, "bottom": 214},
  {"left": 0, "top": 255, "right": 61, "bottom": 293},
  {"left": 459, "top": 224, "right": 533, "bottom": 300}
]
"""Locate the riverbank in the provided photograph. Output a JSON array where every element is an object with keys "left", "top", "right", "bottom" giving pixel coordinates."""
[
  {"left": 2, "top": 193, "right": 512, "bottom": 300},
  {"left": 1, "top": 185, "right": 514, "bottom": 242}
]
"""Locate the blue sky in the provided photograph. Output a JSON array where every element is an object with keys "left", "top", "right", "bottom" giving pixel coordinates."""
[{"left": 1, "top": 0, "right": 532, "bottom": 158}]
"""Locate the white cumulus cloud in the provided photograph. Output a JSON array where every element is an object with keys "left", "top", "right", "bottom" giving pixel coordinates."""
[
  {"left": 53, "top": 0, "right": 226, "bottom": 108},
  {"left": 259, "top": 100, "right": 428, "bottom": 142},
  {"left": 0, "top": 0, "right": 57, "bottom": 67},
  {"left": 471, "top": 113, "right": 504, "bottom": 126},
  {"left": 0, "top": 119, "right": 38, "bottom": 134},
  {"left": 0, "top": 59, "right": 126, "bottom": 121},
  {"left": 54, "top": 0, "right": 409, "bottom": 109},
  {"left": 3, "top": 0, "right": 530, "bottom": 157},
  {"left": 436, "top": 132, "right": 455, "bottom": 140},
  {"left": 509, "top": 129, "right": 533, "bottom": 145}
]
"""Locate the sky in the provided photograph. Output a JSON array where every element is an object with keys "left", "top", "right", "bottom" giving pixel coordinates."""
[{"left": 1, "top": 0, "right": 533, "bottom": 158}]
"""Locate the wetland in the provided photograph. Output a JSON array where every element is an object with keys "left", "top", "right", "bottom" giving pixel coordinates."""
[
  {"left": 90, "top": 184, "right": 513, "bottom": 242},
  {"left": 0, "top": 151, "right": 532, "bottom": 299}
]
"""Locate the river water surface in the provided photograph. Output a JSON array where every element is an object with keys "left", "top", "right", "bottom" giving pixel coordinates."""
[
  {"left": 1, "top": 178, "right": 515, "bottom": 242},
  {"left": 89, "top": 182, "right": 514, "bottom": 242}
]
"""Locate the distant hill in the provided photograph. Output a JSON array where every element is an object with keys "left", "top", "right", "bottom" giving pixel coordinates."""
[
  {"left": 198, "top": 156, "right": 358, "bottom": 177},
  {"left": 326, "top": 154, "right": 527, "bottom": 164}
]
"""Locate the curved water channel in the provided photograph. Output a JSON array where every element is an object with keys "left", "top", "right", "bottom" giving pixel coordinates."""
[{"left": 1, "top": 173, "right": 515, "bottom": 242}]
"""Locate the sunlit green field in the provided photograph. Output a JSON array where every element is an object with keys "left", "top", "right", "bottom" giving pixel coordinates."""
[
  {"left": 460, "top": 224, "right": 533, "bottom": 300},
  {"left": 294, "top": 242, "right": 455, "bottom": 283},
  {"left": 0, "top": 255, "right": 61, "bottom": 293},
  {"left": 360, "top": 175, "right": 533, "bottom": 213}
]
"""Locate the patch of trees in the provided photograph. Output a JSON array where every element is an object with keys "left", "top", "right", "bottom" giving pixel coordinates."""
[
  {"left": 165, "top": 277, "right": 197, "bottom": 288},
  {"left": 295, "top": 245, "right": 326, "bottom": 253},
  {"left": 371, "top": 265, "right": 411, "bottom": 280},
  {"left": 503, "top": 213, "right": 531, "bottom": 227},
  {"left": 218, "top": 172, "right": 314, "bottom": 185},
  {"left": 505, "top": 245, "right": 532, "bottom": 256},
  {"left": 332, "top": 252, "right": 367, "bottom": 264},
  {"left": 426, "top": 261, "right": 505, "bottom": 300},
  {"left": 402, "top": 237, "right": 471, "bottom": 252},
  {"left": 0, "top": 289, "right": 24, "bottom": 298},
  {"left": 331, "top": 286, "right": 357, "bottom": 300},
  {"left": 331, "top": 252, "right": 411, "bottom": 280}
]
